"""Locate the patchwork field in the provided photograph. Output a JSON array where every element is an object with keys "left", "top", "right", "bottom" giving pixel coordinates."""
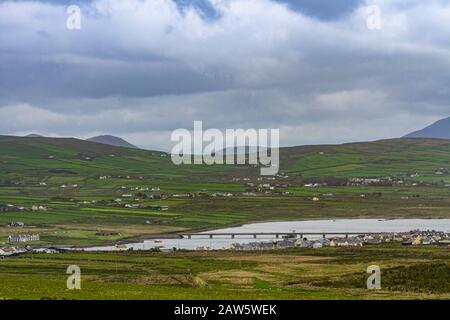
[
  {"left": 3, "top": 136, "right": 450, "bottom": 245},
  {"left": 2, "top": 136, "right": 450, "bottom": 299}
]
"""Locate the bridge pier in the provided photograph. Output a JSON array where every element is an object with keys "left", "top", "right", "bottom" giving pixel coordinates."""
[
  {"left": 188, "top": 235, "right": 191, "bottom": 239},
  {"left": 231, "top": 234, "right": 235, "bottom": 239},
  {"left": 253, "top": 234, "right": 257, "bottom": 239},
  {"left": 322, "top": 233, "right": 326, "bottom": 238},
  {"left": 209, "top": 234, "right": 213, "bottom": 239}
]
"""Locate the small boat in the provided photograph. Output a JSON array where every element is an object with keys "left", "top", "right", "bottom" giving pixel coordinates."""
[{"left": 282, "top": 230, "right": 297, "bottom": 239}]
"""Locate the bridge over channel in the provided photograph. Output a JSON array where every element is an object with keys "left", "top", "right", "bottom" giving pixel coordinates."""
[{"left": 179, "top": 232, "right": 375, "bottom": 239}]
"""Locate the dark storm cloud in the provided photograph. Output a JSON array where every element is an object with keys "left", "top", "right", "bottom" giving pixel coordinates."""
[
  {"left": 0, "top": 53, "right": 232, "bottom": 105},
  {"left": 1, "top": 0, "right": 450, "bottom": 149},
  {"left": 275, "top": 0, "right": 363, "bottom": 20}
]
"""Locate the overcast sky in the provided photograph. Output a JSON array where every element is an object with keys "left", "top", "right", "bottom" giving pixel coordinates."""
[{"left": 1, "top": 0, "right": 449, "bottom": 150}]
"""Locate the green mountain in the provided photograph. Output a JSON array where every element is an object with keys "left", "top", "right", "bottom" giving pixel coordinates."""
[
  {"left": 2, "top": 135, "right": 450, "bottom": 181},
  {"left": 280, "top": 137, "right": 450, "bottom": 178}
]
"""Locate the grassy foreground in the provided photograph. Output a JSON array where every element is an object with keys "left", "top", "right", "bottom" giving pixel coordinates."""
[{"left": 1, "top": 243, "right": 449, "bottom": 300}]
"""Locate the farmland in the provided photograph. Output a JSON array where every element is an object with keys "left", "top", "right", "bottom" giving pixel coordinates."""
[
  {"left": 2, "top": 135, "right": 450, "bottom": 299},
  {"left": 2, "top": 136, "right": 450, "bottom": 245}
]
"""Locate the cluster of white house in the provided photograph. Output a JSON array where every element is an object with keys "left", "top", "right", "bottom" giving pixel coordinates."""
[
  {"left": 229, "top": 230, "right": 450, "bottom": 251},
  {"left": 8, "top": 221, "right": 25, "bottom": 227},
  {"left": 0, "top": 203, "right": 47, "bottom": 212},
  {"left": 7, "top": 234, "right": 40, "bottom": 243},
  {"left": 0, "top": 246, "right": 24, "bottom": 256},
  {"left": 102, "top": 174, "right": 293, "bottom": 202},
  {"left": 0, "top": 245, "right": 62, "bottom": 257}
]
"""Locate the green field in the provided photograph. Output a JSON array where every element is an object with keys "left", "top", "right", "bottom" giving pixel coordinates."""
[
  {"left": 1, "top": 244, "right": 449, "bottom": 300},
  {"left": 2, "top": 136, "right": 450, "bottom": 245}
]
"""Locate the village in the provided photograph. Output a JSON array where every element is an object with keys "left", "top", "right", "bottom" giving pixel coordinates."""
[{"left": 228, "top": 229, "right": 450, "bottom": 251}]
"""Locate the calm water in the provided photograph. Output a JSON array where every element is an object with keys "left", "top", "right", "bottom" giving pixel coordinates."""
[{"left": 79, "top": 219, "right": 450, "bottom": 251}]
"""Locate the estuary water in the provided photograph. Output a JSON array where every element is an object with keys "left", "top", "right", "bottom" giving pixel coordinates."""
[{"left": 78, "top": 218, "right": 450, "bottom": 251}]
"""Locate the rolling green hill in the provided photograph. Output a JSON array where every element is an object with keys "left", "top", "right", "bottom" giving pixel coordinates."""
[
  {"left": 282, "top": 137, "right": 450, "bottom": 179},
  {"left": 2, "top": 135, "right": 450, "bottom": 246},
  {"left": 3, "top": 135, "right": 450, "bottom": 180}
]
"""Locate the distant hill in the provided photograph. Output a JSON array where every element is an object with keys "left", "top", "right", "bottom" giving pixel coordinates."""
[
  {"left": 25, "top": 134, "right": 44, "bottom": 138},
  {"left": 404, "top": 117, "right": 450, "bottom": 139},
  {"left": 86, "top": 135, "right": 137, "bottom": 149},
  {"left": 18, "top": 136, "right": 134, "bottom": 157}
]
